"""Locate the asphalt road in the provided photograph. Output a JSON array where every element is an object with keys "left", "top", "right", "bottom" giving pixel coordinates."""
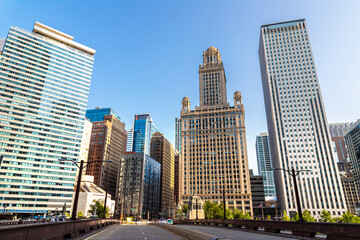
[
  {"left": 174, "top": 225, "right": 294, "bottom": 240},
  {"left": 81, "top": 224, "right": 185, "bottom": 240}
]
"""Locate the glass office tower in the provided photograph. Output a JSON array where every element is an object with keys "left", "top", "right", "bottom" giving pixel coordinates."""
[
  {"left": 116, "top": 152, "right": 161, "bottom": 220},
  {"left": 259, "top": 19, "right": 346, "bottom": 218},
  {"left": 86, "top": 107, "right": 119, "bottom": 122},
  {"left": 0, "top": 22, "right": 95, "bottom": 215},
  {"left": 256, "top": 133, "right": 276, "bottom": 200},
  {"left": 132, "top": 114, "right": 159, "bottom": 155}
]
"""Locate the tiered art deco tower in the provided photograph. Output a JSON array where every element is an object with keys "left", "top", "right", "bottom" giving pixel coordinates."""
[{"left": 180, "top": 47, "right": 253, "bottom": 214}]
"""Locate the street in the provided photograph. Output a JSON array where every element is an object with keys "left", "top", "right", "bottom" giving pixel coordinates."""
[
  {"left": 174, "top": 225, "right": 294, "bottom": 240},
  {"left": 81, "top": 224, "right": 295, "bottom": 240},
  {"left": 81, "top": 224, "right": 185, "bottom": 240}
]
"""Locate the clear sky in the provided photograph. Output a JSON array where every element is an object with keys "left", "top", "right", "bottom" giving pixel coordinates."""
[{"left": 1, "top": 0, "right": 359, "bottom": 174}]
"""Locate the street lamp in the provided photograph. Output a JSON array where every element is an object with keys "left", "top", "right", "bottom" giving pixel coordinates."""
[
  {"left": 218, "top": 189, "right": 228, "bottom": 220},
  {"left": 272, "top": 168, "right": 311, "bottom": 222},
  {"left": 59, "top": 158, "right": 112, "bottom": 220}
]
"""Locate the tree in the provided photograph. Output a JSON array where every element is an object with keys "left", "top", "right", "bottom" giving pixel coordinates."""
[
  {"left": 233, "top": 209, "right": 251, "bottom": 220},
  {"left": 182, "top": 203, "right": 189, "bottom": 215},
  {"left": 282, "top": 210, "right": 290, "bottom": 221},
  {"left": 88, "top": 199, "right": 109, "bottom": 218},
  {"left": 78, "top": 211, "right": 84, "bottom": 218},
  {"left": 291, "top": 212, "right": 299, "bottom": 221},
  {"left": 302, "top": 209, "right": 316, "bottom": 222},
  {"left": 320, "top": 210, "right": 335, "bottom": 223},
  {"left": 267, "top": 215, "right": 271, "bottom": 220},
  {"left": 339, "top": 211, "right": 360, "bottom": 223}
]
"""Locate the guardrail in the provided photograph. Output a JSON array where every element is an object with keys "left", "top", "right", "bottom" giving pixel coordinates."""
[
  {"left": 175, "top": 219, "right": 360, "bottom": 240},
  {"left": 0, "top": 218, "right": 120, "bottom": 240}
]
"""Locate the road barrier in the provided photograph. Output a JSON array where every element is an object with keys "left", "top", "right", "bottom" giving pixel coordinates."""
[
  {"left": 175, "top": 219, "right": 360, "bottom": 240},
  {"left": 0, "top": 218, "right": 120, "bottom": 240}
]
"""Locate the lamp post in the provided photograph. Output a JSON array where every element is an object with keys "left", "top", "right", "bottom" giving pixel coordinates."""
[
  {"left": 59, "top": 158, "right": 112, "bottom": 220},
  {"left": 272, "top": 168, "right": 311, "bottom": 222}
]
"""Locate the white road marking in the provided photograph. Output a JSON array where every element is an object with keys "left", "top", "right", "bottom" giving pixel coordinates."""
[{"left": 84, "top": 226, "right": 113, "bottom": 240}]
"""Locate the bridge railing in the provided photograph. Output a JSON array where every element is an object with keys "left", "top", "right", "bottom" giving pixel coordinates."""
[
  {"left": 175, "top": 219, "right": 360, "bottom": 240},
  {"left": 0, "top": 218, "right": 120, "bottom": 240}
]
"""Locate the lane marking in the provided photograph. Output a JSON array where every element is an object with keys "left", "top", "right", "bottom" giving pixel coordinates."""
[{"left": 83, "top": 226, "right": 114, "bottom": 240}]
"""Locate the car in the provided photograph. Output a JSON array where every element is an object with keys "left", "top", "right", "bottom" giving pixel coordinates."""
[
  {"left": 159, "top": 218, "right": 167, "bottom": 223},
  {"left": 167, "top": 219, "right": 173, "bottom": 224}
]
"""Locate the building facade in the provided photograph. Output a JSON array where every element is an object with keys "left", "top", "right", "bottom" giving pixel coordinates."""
[
  {"left": 175, "top": 118, "right": 182, "bottom": 153},
  {"left": 256, "top": 133, "right": 276, "bottom": 200},
  {"left": 180, "top": 47, "right": 253, "bottom": 215},
  {"left": 259, "top": 19, "right": 347, "bottom": 218},
  {"left": 345, "top": 119, "right": 360, "bottom": 194},
  {"left": 339, "top": 172, "right": 360, "bottom": 215},
  {"left": 116, "top": 152, "right": 161, "bottom": 220},
  {"left": 85, "top": 114, "right": 127, "bottom": 200},
  {"left": 73, "top": 175, "right": 115, "bottom": 217},
  {"left": 132, "top": 114, "right": 159, "bottom": 155},
  {"left": 174, "top": 151, "right": 182, "bottom": 205},
  {"left": 150, "top": 132, "right": 175, "bottom": 218},
  {"left": 85, "top": 107, "right": 119, "bottom": 123},
  {"left": 126, "top": 128, "right": 134, "bottom": 152},
  {"left": 330, "top": 123, "right": 353, "bottom": 163},
  {"left": 80, "top": 118, "right": 92, "bottom": 174},
  {"left": 0, "top": 22, "right": 95, "bottom": 215}
]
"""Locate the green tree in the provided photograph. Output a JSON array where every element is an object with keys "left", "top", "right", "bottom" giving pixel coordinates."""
[
  {"left": 340, "top": 211, "right": 360, "bottom": 223},
  {"left": 182, "top": 203, "right": 189, "bottom": 215},
  {"left": 282, "top": 210, "right": 290, "bottom": 221},
  {"left": 302, "top": 209, "right": 316, "bottom": 222},
  {"left": 88, "top": 199, "right": 109, "bottom": 218},
  {"left": 291, "top": 212, "right": 299, "bottom": 221},
  {"left": 320, "top": 210, "right": 335, "bottom": 223},
  {"left": 267, "top": 215, "right": 271, "bottom": 220},
  {"left": 78, "top": 211, "right": 84, "bottom": 218}
]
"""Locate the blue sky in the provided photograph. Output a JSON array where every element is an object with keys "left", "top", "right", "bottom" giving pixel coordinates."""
[{"left": 1, "top": 0, "right": 359, "bottom": 173}]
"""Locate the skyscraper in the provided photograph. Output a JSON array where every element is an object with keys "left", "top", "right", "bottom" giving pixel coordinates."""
[
  {"left": 86, "top": 114, "right": 127, "bottom": 200},
  {"left": 181, "top": 47, "right": 253, "bottom": 215},
  {"left": 80, "top": 118, "right": 92, "bottom": 174},
  {"left": 259, "top": 19, "right": 347, "bottom": 218},
  {"left": 132, "top": 114, "right": 159, "bottom": 155},
  {"left": 150, "top": 132, "right": 175, "bottom": 218},
  {"left": 0, "top": 22, "right": 95, "bottom": 215},
  {"left": 116, "top": 152, "right": 161, "bottom": 220},
  {"left": 126, "top": 128, "right": 134, "bottom": 152},
  {"left": 175, "top": 118, "right": 182, "bottom": 153},
  {"left": 329, "top": 123, "right": 353, "bottom": 163},
  {"left": 174, "top": 150, "right": 182, "bottom": 205},
  {"left": 85, "top": 107, "right": 120, "bottom": 122},
  {"left": 256, "top": 133, "right": 276, "bottom": 200},
  {"left": 345, "top": 119, "right": 360, "bottom": 194}
]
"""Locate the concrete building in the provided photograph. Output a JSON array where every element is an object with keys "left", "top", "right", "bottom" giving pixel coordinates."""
[
  {"left": 85, "top": 114, "right": 127, "bottom": 201},
  {"left": 181, "top": 47, "right": 253, "bottom": 215},
  {"left": 175, "top": 118, "right": 182, "bottom": 153},
  {"left": 116, "top": 152, "right": 161, "bottom": 220},
  {"left": 256, "top": 133, "right": 276, "bottom": 200},
  {"left": 174, "top": 151, "right": 182, "bottom": 205},
  {"left": 345, "top": 119, "right": 360, "bottom": 194},
  {"left": 73, "top": 175, "right": 115, "bottom": 217},
  {"left": 329, "top": 123, "right": 353, "bottom": 163},
  {"left": 126, "top": 128, "right": 134, "bottom": 152},
  {"left": 150, "top": 132, "right": 175, "bottom": 218},
  {"left": 259, "top": 19, "right": 347, "bottom": 218},
  {"left": 339, "top": 171, "right": 360, "bottom": 215},
  {"left": 0, "top": 22, "right": 95, "bottom": 215},
  {"left": 80, "top": 118, "right": 92, "bottom": 175},
  {"left": 132, "top": 114, "right": 159, "bottom": 155}
]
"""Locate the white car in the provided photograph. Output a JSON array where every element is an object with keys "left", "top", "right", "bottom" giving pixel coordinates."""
[{"left": 159, "top": 218, "right": 167, "bottom": 223}]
